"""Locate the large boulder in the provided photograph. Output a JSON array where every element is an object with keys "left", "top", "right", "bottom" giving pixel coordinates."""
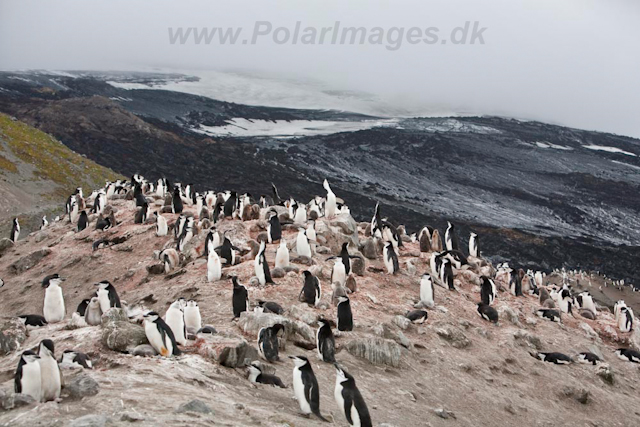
[
  {"left": 361, "top": 238, "right": 378, "bottom": 260},
  {"left": 316, "top": 216, "right": 359, "bottom": 254},
  {"left": 101, "top": 308, "right": 148, "bottom": 352},
  {"left": 63, "top": 374, "right": 100, "bottom": 400},
  {"left": 0, "top": 317, "right": 27, "bottom": 356},
  {"left": 10, "top": 248, "right": 52, "bottom": 274},
  {"left": 434, "top": 323, "right": 472, "bottom": 349},
  {"left": 195, "top": 334, "right": 258, "bottom": 368},
  {"left": 0, "top": 238, "right": 14, "bottom": 256},
  {"left": 344, "top": 338, "right": 404, "bottom": 367},
  {"left": 330, "top": 214, "right": 358, "bottom": 235}
]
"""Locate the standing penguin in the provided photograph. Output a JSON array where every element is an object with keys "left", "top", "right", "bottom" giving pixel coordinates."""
[
  {"left": 165, "top": 299, "right": 187, "bottom": 346},
  {"left": 207, "top": 249, "right": 222, "bottom": 282},
  {"left": 177, "top": 217, "right": 194, "bottom": 252},
  {"left": 440, "top": 258, "right": 454, "bottom": 290},
  {"left": 337, "top": 296, "right": 354, "bottom": 332},
  {"left": 41, "top": 216, "right": 48, "bottom": 230},
  {"left": 37, "top": 339, "right": 62, "bottom": 402},
  {"left": 223, "top": 191, "right": 238, "bottom": 217},
  {"left": 217, "top": 236, "right": 239, "bottom": 266},
  {"left": 95, "top": 280, "right": 121, "bottom": 313},
  {"left": 324, "top": 179, "right": 337, "bottom": 218},
  {"left": 275, "top": 240, "right": 290, "bottom": 269},
  {"left": 84, "top": 297, "right": 103, "bottom": 326},
  {"left": 370, "top": 202, "right": 382, "bottom": 238},
  {"left": 480, "top": 277, "right": 497, "bottom": 305},
  {"left": 42, "top": 274, "right": 65, "bottom": 323},
  {"left": 331, "top": 258, "right": 347, "bottom": 287},
  {"left": 134, "top": 201, "right": 150, "bottom": 224},
  {"left": 290, "top": 356, "right": 328, "bottom": 421},
  {"left": 510, "top": 269, "right": 524, "bottom": 297},
  {"left": 267, "top": 212, "right": 282, "bottom": 243},
  {"left": 257, "top": 323, "right": 285, "bottom": 362},
  {"left": 316, "top": 319, "right": 336, "bottom": 363},
  {"left": 383, "top": 242, "right": 399, "bottom": 275},
  {"left": 184, "top": 300, "right": 202, "bottom": 333},
  {"left": 77, "top": 211, "right": 88, "bottom": 232},
  {"left": 10, "top": 218, "right": 20, "bottom": 242},
  {"left": 232, "top": 276, "right": 249, "bottom": 318},
  {"left": 329, "top": 242, "right": 359, "bottom": 276},
  {"left": 160, "top": 248, "right": 180, "bottom": 273},
  {"left": 204, "top": 228, "right": 221, "bottom": 257},
  {"left": 419, "top": 273, "right": 435, "bottom": 308},
  {"left": 254, "top": 241, "right": 274, "bottom": 285},
  {"left": 143, "top": 312, "right": 181, "bottom": 357},
  {"left": 172, "top": 187, "right": 183, "bottom": 214},
  {"left": 618, "top": 307, "right": 634, "bottom": 332},
  {"left": 300, "top": 271, "right": 322, "bottom": 306},
  {"left": 469, "top": 232, "right": 478, "bottom": 257},
  {"left": 155, "top": 212, "right": 168, "bottom": 236},
  {"left": 174, "top": 214, "right": 186, "bottom": 240},
  {"left": 296, "top": 228, "right": 312, "bottom": 258},
  {"left": 444, "top": 221, "right": 459, "bottom": 251},
  {"left": 14, "top": 351, "right": 42, "bottom": 402},
  {"left": 334, "top": 364, "right": 373, "bottom": 427}
]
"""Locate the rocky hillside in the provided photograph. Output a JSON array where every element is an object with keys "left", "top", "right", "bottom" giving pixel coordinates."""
[
  {"left": 0, "top": 113, "right": 123, "bottom": 237},
  {"left": 1, "top": 189, "right": 639, "bottom": 426}
]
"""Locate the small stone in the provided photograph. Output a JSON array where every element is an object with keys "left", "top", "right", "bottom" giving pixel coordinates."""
[
  {"left": 271, "top": 267, "right": 285, "bottom": 278},
  {"left": 434, "top": 323, "right": 471, "bottom": 349},
  {"left": 69, "top": 414, "right": 111, "bottom": 427},
  {"left": 176, "top": 399, "right": 213, "bottom": 414},
  {"left": 362, "top": 238, "right": 378, "bottom": 260},
  {"left": 434, "top": 408, "right": 456, "bottom": 419},
  {"left": 120, "top": 412, "right": 146, "bottom": 422},
  {"left": 283, "top": 265, "right": 299, "bottom": 274},
  {"left": 596, "top": 364, "right": 615, "bottom": 385},
  {"left": 560, "top": 386, "right": 590, "bottom": 404},
  {"left": 393, "top": 315, "right": 411, "bottom": 330},
  {"left": 316, "top": 246, "right": 331, "bottom": 254},
  {"left": 64, "top": 374, "right": 100, "bottom": 400},
  {"left": 351, "top": 256, "right": 365, "bottom": 276}
]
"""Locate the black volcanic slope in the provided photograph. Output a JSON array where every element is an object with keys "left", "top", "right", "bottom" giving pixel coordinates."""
[{"left": 0, "top": 71, "right": 638, "bottom": 283}]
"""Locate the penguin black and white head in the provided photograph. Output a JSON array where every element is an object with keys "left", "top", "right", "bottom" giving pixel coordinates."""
[
  {"left": 232, "top": 276, "right": 249, "bottom": 318},
  {"left": 14, "top": 350, "right": 41, "bottom": 402},
  {"left": 615, "top": 348, "right": 640, "bottom": 363},
  {"left": 10, "top": 218, "right": 20, "bottom": 242},
  {"left": 316, "top": 318, "right": 336, "bottom": 362},
  {"left": 75, "top": 299, "right": 91, "bottom": 316},
  {"left": 143, "top": 311, "right": 181, "bottom": 357},
  {"left": 290, "top": 355, "right": 328, "bottom": 421},
  {"left": 59, "top": 350, "right": 93, "bottom": 369},
  {"left": 337, "top": 296, "right": 353, "bottom": 332},
  {"left": 300, "top": 271, "right": 321, "bottom": 306},
  {"left": 576, "top": 352, "right": 601, "bottom": 365},
  {"left": 94, "top": 280, "right": 121, "bottom": 313},
  {"left": 248, "top": 362, "right": 286, "bottom": 388},
  {"left": 334, "top": 364, "right": 373, "bottom": 427}
]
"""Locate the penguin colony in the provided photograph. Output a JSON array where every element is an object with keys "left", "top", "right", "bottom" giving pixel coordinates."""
[{"left": 3, "top": 174, "right": 639, "bottom": 424}]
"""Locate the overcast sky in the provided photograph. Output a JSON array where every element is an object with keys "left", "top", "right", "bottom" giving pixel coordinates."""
[{"left": 1, "top": 0, "right": 639, "bottom": 138}]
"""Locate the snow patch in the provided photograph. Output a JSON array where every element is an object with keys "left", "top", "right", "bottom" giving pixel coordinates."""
[
  {"left": 535, "top": 141, "right": 573, "bottom": 150},
  {"left": 583, "top": 145, "right": 637, "bottom": 157}
]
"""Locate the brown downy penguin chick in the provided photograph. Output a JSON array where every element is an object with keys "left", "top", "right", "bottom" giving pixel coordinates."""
[
  {"left": 431, "top": 229, "right": 443, "bottom": 252},
  {"left": 539, "top": 287, "right": 551, "bottom": 305},
  {"left": 345, "top": 274, "right": 357, "bottom": 293},
  {"left": 84, "top": 297, "right": 103, "bottom": 326},
  {"left": 332, "top": 283, "right": 349, "bottom": 306}
]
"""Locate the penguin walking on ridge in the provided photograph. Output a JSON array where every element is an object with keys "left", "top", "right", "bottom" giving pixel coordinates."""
[
  {"left": 42, "top": 274, "right": 65, "bottom": 323},
  {"left": 165, "top": 299, "right": 187, "bottom": 346},
  {"left": 254, "top": 241, "right": 274, "bottom": 286},
  {"left": 469, "top": 232, "right": 478, "bottom": 257},
  {"left": 184, "top": 300, "right": 202, "bottom": 332},
  {"left": 59, "top": 350, "right": 93, "bottom": 369},
  {"left": 405, "top": 310, "right": 428, "bottom": 324},
  {"left": 267, "top": 212, "right": 282, "bottom": 243},
  {"left": 290, "top": 356, "right": 328, "bottom": 421},
  {"left": 383, "top": 242, "right": 399, "bottom": 275},
  {"left": 334, "top": 364, "right": 373, "bottom": 427},
  {"left": 327, "top": 242, "right": 359, "bottom": 276},
  {"left": 207, "top": 249, "right": 222, "bottom": 282},
  {"left": 533, "top": 352, "right": 573, "bottom": 365},
  {"left": 331, "top": 258, "right": 347, "bottom": 287},
  {"left": 14, "top": 351, "right": 42, "bottom": 402},
  {"left": 477, "top": 303, "right": 499, "bottom": 323},
  {"left": 296, "top": 228, "right": 312, "bottom": 258},
  {"left": 177, "top": 217, "right": 194, "bottom": 252},
  {"left": 172, "top": 187, "right": 183, "bottom": 214},
  {"left": 615, "top": 348, "right": 640, "bottom": 363},
  {"left": 440, "top": 258, "right": 454, "bottom": 290},
  {"left": 84, "top": 297, "right": 103, "bottom": 326},
  {"left": 576, "top": 352, "right": 601, "bottom": 365},
  {"left": 618, "top": 307, "right": 634, "bottom": 332},
  {"left": 337, "top": 296, "right": 353, "bottom": 332},
  {"left": 41, "top": 216, "right": 48, "bottom": 230},
  {"left": 480, "top": 277, "right": 497, "bottom": 305},
  {"left": 275, "top": 240, "right": 289, "bottom": 269},
  {"left": 248, "top": 363, "right": 286, "bottom": 388},
  {"left": 38, "top": 339, "right": 62, "bottom": 402},
  {"left": 316, "top": 319, "right": 336, "bottom": 363},
  {"left": 258, "top": 323, "right": 285, "bottom": 362},
  {"left": 232, "top": 277, "right": 249, "bottom": 318},
  {"left": 143, "top": 312, "right": 181, "bottom": 357},
  {"left": 155, "top": 212, "right": 168, "bottom": 236},
  {"left": 300, "top": 271, "right": 322, "bottom": 306},
  {"left": 444, "top": 221, "right": 459, "bottom": 251},
  {"left": 95, "top": 280, "right": 121, "bottom": 313},
  {"left": 419, "top": 273, "right": 435, "bottom": 308},
  {"left": 323, "top": 179, "right": 336, "bottom": 218},
  {"left": 10, "top": 218, "right": 20, "bottom": 242}
]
